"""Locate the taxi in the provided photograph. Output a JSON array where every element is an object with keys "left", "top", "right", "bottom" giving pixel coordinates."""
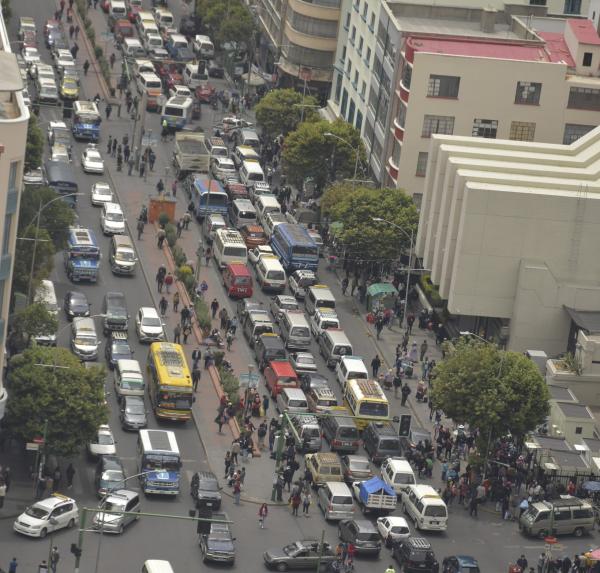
[
  {"left": 310, "top": 307, "right": 340, "bottom": 338},
  {"left": 222, "top": 262, "right": 253, "bottom": 299},
  {"left": 264, "top": 359, "right": 299, "bottom": 397},
  {"left": 14, "top": 493, "right": 78, "bottom": 538},
  {"left": 60, "top": 76, "right": 80, "bottom": 100}
]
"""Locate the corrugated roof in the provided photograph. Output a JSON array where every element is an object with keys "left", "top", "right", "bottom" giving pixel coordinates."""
[
  {"left": 568, "top": 19, "right": 600, "bottom": 46},
  {"left": 557, "top": 401, "right": 593, "bottom": 419},
  {"left": 537, "top": 32, "right": 576, "bottom": 67}
]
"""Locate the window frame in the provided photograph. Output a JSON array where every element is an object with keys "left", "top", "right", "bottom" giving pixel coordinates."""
[
  {"left": 472, "top": 118, "right": 498, "bottom": 139},
  {"left": 421, "top": 115, "right": 455, "bottom": 138},
  {"left": 514, "top": 81, "right": 542, "bottom": 105},
  {"left": 427, "top": 74, "right": 460, "bottom": 98}
]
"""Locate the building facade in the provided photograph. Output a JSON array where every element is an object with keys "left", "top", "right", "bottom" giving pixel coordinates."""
[{"left": 0, "top": 15, "right": 29, "bottom": 420}]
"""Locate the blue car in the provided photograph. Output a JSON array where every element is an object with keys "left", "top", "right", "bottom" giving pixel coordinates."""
[
  {"left": 105, "top": 332, "right": 133, "bottom": 370},
  {"left": 442, "top": 555, "right": 481, "bottom": 573}
]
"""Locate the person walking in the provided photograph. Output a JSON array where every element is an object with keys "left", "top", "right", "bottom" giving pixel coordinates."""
[
  {"left": 226, "top": 330, "right": 233, "bottom": 351},
  {"left": 290, "top": 491, "right": 301, "bottom": 516},
  {"left": 156, "top": 270, "right": 165, "bottom": 293},
  {"left": 109, "top": 53, "right": 116, "bottom": 69},
  {"left": 171, "top": 180, "right": 178, "bottom": 197},
  {"left": 258, "top": 503, "right": 268, "bottom": 528},
  {"left": 257, "top": 421, "right": 267, "bottom": 449},
  {"left": 192, "top": 347, "right": 202, "bottom": 370},
  {"left": 137, "top": 218, "right": 144, "bottom": 240},
  {"left": 233, "top": 479, "right": 241, "bottom": 504},
  {"left": 401, "top": 382, "right": 411, "bottom": 407},
  {"left": 157, "top": 228, "right": 166, "bottom": 248},
  {"left": 192, "top": 367, "right": 201, "bottom": 391},
  {"left": 420, "top": 340, "right": 428, "bottom": 362},
  {"left": 302, "top": 491, "right": 311, "bottom": 516},
  {"left": 341, "top": 277, "right": 349, "bottom": 295},
  {"left": 224, "top": 452, "right": 232, "bottom": 478},
  {"left": 8, "top": 558, "right": 17, "bottom": 573},
  {"left": 393, "top": 373, "right": 402, "bottom": 398},
  {"left": 49, "top": 547, "right": 59, "bottom": 573},
  {"left": 183, "top": 211, "right": 191, "bottom": 229},
  {"left": 173, "top": 323, "right": 181, "bottom": 344},
  {"left": 176, "top": 219, "right": 183, "bottom": 238},
  {"left": 215, "top": 411, "right": 226, "bottom": 433},
  {"left": 371, "top": 355, "right": 382, "bottom": 378},
  {"left": 231, "top": 440, "right": 240, "bottom": 464},
  {"left": 156, "top": 179, "right": 164, "bottom": 194},
  {"left": 105, "top": 102, "right": 112, "bottom": 120},
  {"left": 159, "top": 296, "right": 168, "bottom": 317},
  {"left": 182, "top": 324, "right": 191, "bottom": 344},
  {"left": 74, "top": 24, "right": 80, "bottom": 39},
  {"left": 469, "top": 493, "right": 478, "bottom": 517},
  {"left": 52, "top": 467, "right": 61, "bottom": 492},
  {"left": 0, "top": 479, "right": 6, "bottom": 508},
  {"left": 164, "top": 272, "right": 174, "bottom": 294},
  {"left": 66, "top": 463, "right": 75, "bottom": 488},
  {"left": 172, "top": 291, "right": 180, "bottom": 313},
  {"left": 210, "top": 298, "right": 219, "bottom": 319}
]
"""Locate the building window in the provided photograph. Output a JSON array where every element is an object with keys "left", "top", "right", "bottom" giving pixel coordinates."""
[
  {"left": 391, "top": 138, "right": 401, "bottom": 167},
  {"left": 369, "top": 12, "right": 375, "bottom": 31},
  {"left": 348, "top": 99, "right": 356, "bottom": 124},
  {"left": 358, "top": 36, "right": 363, "bottom": 55},
  {"left": 575, "top": 426, "right": 583, "bottom": 434},
  {"left": 529, "top": 0, "right": 546, "bottom": 4},
  {"left": 564, "top": 0, "right": 582, "bottom": 13},
  {"left": 2, "top": 214, "right": 11, "bottom": 255},
  {"left": 515, "top": 81, "right": 542, "bottom": 105},
  {"left": 356, "top": 110, "right": 363, "bottom": 131},
  {"left": 472, "top": 118, "right": 498, "bottom": 138},
  {"left": 416, "top": 152, "right": 429, "bottom": 177},
  {"left": 427, "top": 74, "right": 460, "bottom": 98},
  {"left": 563, "top": 123, "right": 595, "bottom": 144},
  {"left": 362, "top": 2, "right": 368, "bottom": 20},
  {"left": 360, "top": 80, "right": 366, "bottom": 99},
  {"left": 334, "top": 72, "right": 342, "bottom": 104},
  {"left": 583, "top": 52, "right": 593, "bottom": 67},
  {"left": 568, "top": 87, "right": 600, "bottom": 110},
  {"left": 346, "top": 59, "right": 352, "bottom": 75},
  {"left": 351, "top": 26, "right": 356, "bottom": 44},
  {"left": 289, "top": 11, "right": 339, "bottom": 37},
  {"left": 341, "top": 46, "right": 346, "bottom": 63},
  {"left": 344, "top": 12, "right": 350, "bottom": 29},
  {"left": 422, "top": 115, "right": 454, "bottom": 137},
  {"left": 341, "top": 88, "right": 348, "bottom": 116},
  {"left": 398, "top": 102, "right": 407, "bottom": 128},
  {"left": 509, "top": 121, "right": 536, "bottom": 141},
  {"left": 401, "top": 63, "right": 412, "bottom": 89},
  {"left": 0, "top": 279, "right": 5, "bottom": 320},
  {"left": 8, "top": 162, "right": 17, "bottom": 191},
  {"left": 354, "top": 0, "right": 360, "bottom": 11},
  {"left": 365, "top": 47, "right": 371, "bottom": 66},
  {"left": 353, "top": 70, "right": 359, "bottom": 87}
]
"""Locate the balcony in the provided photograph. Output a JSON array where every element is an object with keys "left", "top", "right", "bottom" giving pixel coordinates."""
[
  {"left": 386, "top": 157, "right": 399, "bottom": 181},
  {"left": 393, "top": 118, "right": 404, "bottom": 142},
  {"left": 399, "top": 84, "right": 409, "bottom": 103},
  {"left": 0, "top": 254, "right": 11, "bottom": 281}
]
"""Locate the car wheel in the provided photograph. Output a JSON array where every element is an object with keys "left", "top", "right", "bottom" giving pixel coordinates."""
[
  {"left": 276, "top": 564, "right": 288, "bottom": 572},
  {"left": 574, "top": 527, "right": 584, "bottom": 537},
  {"left": 67, "top": 518, "right": 75, "bottom": 529},
  {"left": 117, "top": 524, "right": 124, "bottom": 534},
  {"left": 39, "top": 528, "right": 48, "bottom": 538}
]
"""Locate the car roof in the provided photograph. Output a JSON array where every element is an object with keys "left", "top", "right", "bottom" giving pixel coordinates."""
[
  {"left": 269, "top": 360, "right": 297, "bottom": 377},
  {"left": 98, "top": 425, "right": 113, "bottom": 434},
  {"left": 105, "top": 489, "right": 138, "bottom": 502},
  {"left": 456, "top": 556, "right": 479, "bottom": 566},
  {"left": 35, "top": 493, "right": 76, "bottom": 510},
  {"left": 140, "top": 306, "right": 159, "bottom": 317}
]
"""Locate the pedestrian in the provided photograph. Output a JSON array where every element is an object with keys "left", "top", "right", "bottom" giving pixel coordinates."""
[
  {"left": 70, "top": 43, "right": 78, "bottom": 59},
  {"left": 407, "top": 313, "right": 415, "bottom": 333},
  {"left": 139, "top": 160, "right": 146, "bottom": 178},
  {"left": 8, "top": 558, "right": 17, "bottom": 573},
  {"left": 341, "top": 276, "right": 349, "bottom": 295},
  {"left": 210, "top": 298, "right": 219, "bottom": 319},
  {"left": 231, "top": 440, "right": 240, "bottom": 464},
  {"left": 262, "top": 394, "right": 270, "bottom": 415},
  {"left": 149, "top": 149, "right": 156, "bottom": 170},
  {"left": 183, "top": 211, "right": 192, "bottom": 230},
  {"left": 156, "top": 270, "right": 164, "bottom": 293},
  {"left": 75, "top": 24, "right": 80, "bottom": 39},
  {"left": 229, "top": 316, "right": 238, "bottom": 335},
  {"left": 182, "top": 324, "right": 191, "bottom": 344},
  {"left": 159, "top": 296, "right": 168, "bottom": 317},
  {"left": 302, "top": 490, "right": 311, "bottom": 516},
  {"left": 192, "top": 347, "right": 202, "bottom": 370},
  {"left": 169, "top": 291, "right": 179, "bottom": 313},
  {"left": 52, "top": 467, "right": 61, "bottom": 492},
  {"left": 107, "top": 135, "right": 113, "bottom": 155},
  {"left": 393, "top": 373, "right": 402, "bottom": 398},
  {"left": 537, "top": 553, "right": 546, "bottom": 573},
  {"left": 171, "top": 180, "right": 177, "bottom": 197},
  {"left": 173, "top": 323, "right": 181, "bottom": 344},
  {"left": 38, "top": 561, "right": 48, "bottom": 573},
  {"left": 164, "top": 272, "right": 174, "bottom": 293},
  {"left": 192, "top": 366, "right": 201, "bottom": 391},
  {"left": 258, "top": 503, "right": 268, "bottom": 528},
  {"left": 371, "top": 354, "right": 381, "bottom": 378},
  {"left": 109, "top": 53, "right": 116, "bottom": 69},
  {"left": 123, "top": 144, "right": 130, "bottom": 162},
  {"left": 469, "top": 494, "right": 478, "bottom": 517},
  {"left": 290, "top": 491, "right": 301, "bottom": 516},
  {"left": 156, "top": 179, "right": 164, "bottom": 194},
  {"left": 0, "top": 479, "right": 6, "bottom": 508},
  {"left": 69, "top": 24, "right": 75, "bottom": 38},
  {"left": 233, "top": 480, "right": 241, "bottom": 504},
  {"left": 204, "top": 246, "right": 212, "bottom": 265},
  {"left": 176, "top": 219, "right": 183, "bottom": 238},
  {"left": 49, "top": 547, "right": 59, "bottom": 573},
  {"left": 226, "top": 330, "right": 233, "bottom": 351},
  {"left": 401, "top": 382, "right": 411, "bottom": 406},
  {"left": 157, "top": 228, "right": 166, "bottom": 249},
  {"left": 215, "top": 411, "right": 226, "bottom": 433},
  {"left": 517, "top": 555, "right": 528, "bottom": 571},
  {"left": 111, "top": 138, "right": 117, "bottom": 156},
  {"left": 105, "top": 101, "right": 113, "bottom": 120},
  {"left": 127, "top": 155, "right": 135, "bottom": 176},
  {"left": 66, "top": 463, "right": 75, "bottom": 488},
  {"left": 420, "top": 340, "right": 428, "bottom": 362},
  {"left": 181, "top": 306, "right": 191, "bottom": 328},
  {"left": 257, "top": 421, "right": 267, "bottom": 449}
]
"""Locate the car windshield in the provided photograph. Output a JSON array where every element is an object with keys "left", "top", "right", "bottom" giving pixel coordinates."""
[
  {"left": 297, "top": 356, "right": 314, "bottom": 365},
  {"left": 106, "top": 212, "right": 124, "bottom": 222},
  {"left": 126, "top": 401, "right": 145, "bottom": 413},
  {"left": 102, "top": 500, "right": 126, "bottom": 512},
  {"left": 74, "top": 335, "right": 96, "bottom": 346},
  {"left": 283, "top": 543, "right": 302, "bottom": 556},
  {"left": 87, "top": 152, "right": 101, "bottom": 160},
  {"left": 424, "top": 506, "right": 447, "bottom": 517},
  {"left": 350, "top": 459, "right": 370, "bottom": 471},
  {"left": 200, "top": 479, "right": 218, "bottom": 491},
  {"left": 96, "top": 187, "right": 111, "bottom": 195},
  {"left": 358, "top": 402, "right": 389, "bottom": 417},
  {"left": 391, "top": 525, "right": 408, "bottom": 534},
  {"left": 113, "top": 343, "right": 130, "bottom": 355},
  {"left": 102, "top": 470, "right": 124, "bottom": 481},
  {"left": 98, "top": 433, "right": 114, "bottom": 445},
  {"left": 144, "top": 454, "right": 180, "bottom": 471},
  {"left": 281, "top": 302, "right": 298, "bottom": 310},
  {"left": 356, "top": 532, "right": 379, "bottom": 541},
  {"left": 394, "top": 474, "right": 415, "bottom": 484},
  {"left": 25, "top": 505, "right": 49, "bottom": 519},
  {"left": 142, "top": 316, "right": 161, "bottom": 326},
  {"left": 118, "top": 250, "right": 136, "bottom": 261}
]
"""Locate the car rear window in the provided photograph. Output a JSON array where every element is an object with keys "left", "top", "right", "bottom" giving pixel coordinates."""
[
  {"left": 331, "top": 496, "right": 353, "bottom": 504},
  {"left": 339, "top": 427, "right": 358, "bottom": 439},
  {"left": 356, "top": 532, "right": 379, "bottom": 541}
]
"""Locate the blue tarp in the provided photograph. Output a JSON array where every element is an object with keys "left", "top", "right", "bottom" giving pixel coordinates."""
[{"left": 358, "top": 477, "right": 395, "bottom": 502}]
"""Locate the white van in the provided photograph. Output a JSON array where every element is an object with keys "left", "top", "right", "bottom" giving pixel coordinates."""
[
  {"left": 256, "top": 195, "right": 281, "bottom": 226},
  {"left": 203, "top": 213, "right": 227, "bottom": 242},
  {"left": 71, "top": 317, "right": 100, "bottom": 361},
  {"left": 229, "top": 198, "right": 257, "bottom": 229},
  {"left": 183, "top": 62, "right": 207, "bottom": 89},
  {"left": 381, "top": 457, "right": 416, "bottom": 496},
  {"left": 262, "top": 211, "right": 287, "bottom": 239},
  {"left": 110, "top": 234, "right": 137, "bottom": 275},
  {"left": 317, "top": 482, "right": 355, "bottom": 521},
  {"left": 139, "top": 19, "right": 159, "bottom": 38},
  {"left": 101, "top": 202, "right": 125, "bottom": 235},
  {"left": 256, "top": 257, "right": 286, "bottom": 293},
  {"left": 34, "top": 279, "right": 58, "bottom": 345},
  {"left": 123, "top": 37, "right": 146, "bottom": 59},
  {"left": 231, "top": 145, "right": 260, "bottom": 169},
  {"left": 114, "top": 358, "right": 145, "bottom": 398},
  {"left": 239, "top": 160, "right": 265, "bottom": 187},
  {"left": 336, "top": 356, "right": 369, "bottom": 389},
  {"left": 305, "top": 285, "right": 336, "bottom": 316},
  {"left": 401, "top": 485, "right": 448, "bottom": 531},
  {"left": 280, "top": 311, "right": 311, "bottom": 350},
  {"left": 108, "top": 0, "right": 127, "bottom": 18},
  {"left": 153, "top": 7, "right": 174, "bottom": 28},
  {"left": 193, "top": 34, "right": 214, "bottom": 58},
  {"left": 318, "top": 329, "right": 353, "bottom": 369},
  {"left": 142, "top": 561, "right": 174, "bottom": 573},
  {"left": 310, "top": 308, "right": 340, "bottom": 338},
  {"left": 276, "top": 387, "right": 309, "bottom": 414},
  {"left": 213, "top": 228, "right": 248, "bottom": 269}
]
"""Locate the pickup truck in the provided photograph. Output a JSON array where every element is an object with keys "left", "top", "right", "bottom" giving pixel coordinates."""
[
  {"left": 352, "top": 477, "right": 397, "bottom": 515},
  {"left": 172, "top": 131, "right": 210, "bottom": 179}
]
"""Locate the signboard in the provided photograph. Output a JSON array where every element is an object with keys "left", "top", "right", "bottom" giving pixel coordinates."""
[
  {"left": 26, "top": 442, "right": 40, "bottom": 451},
  {"left": 239, "top": 372, "right": 259, "bottom": 389}
]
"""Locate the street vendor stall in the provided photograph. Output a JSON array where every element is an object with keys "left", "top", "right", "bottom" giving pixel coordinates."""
[{"left": 366, "top": 282, "right": 398, "bottom": 312}]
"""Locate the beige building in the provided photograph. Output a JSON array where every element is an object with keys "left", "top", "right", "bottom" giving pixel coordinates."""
[{"left": 0, "top": 15, "right": 29, "bottom": 419}]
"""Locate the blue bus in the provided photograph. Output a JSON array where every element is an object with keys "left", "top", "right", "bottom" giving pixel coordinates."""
[
  {"left": 72, "top": 100, "right": 101, "bottom": 141},
  {"left": 138, "top": 429, "right": 181, "bottom": 495},
  {"left": 64, "top": 227, "right": 101, "bottom": 282},
  {"left": 189, "top": 175, "right": 229, "bottom": 220},
  {"left": 270, "top": 223, "right": 319, "bottom": 272},
  {"left": 44, "top": 161, "right": 78, "bottom": 207}
]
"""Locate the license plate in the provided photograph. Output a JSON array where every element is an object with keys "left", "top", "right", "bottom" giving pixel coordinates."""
[
  {"left": 238, "top": 289, "right": 247, "bottom": 294},
  {"left": 206, "top": 502, "right": 213, "bottom": 507}
]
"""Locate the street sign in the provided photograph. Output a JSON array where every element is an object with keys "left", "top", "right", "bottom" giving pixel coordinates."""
[
  {"left": 26, "top": 442, "right": 40, "bottom": 451},
  {"left": 32, "top": 436, "right": 44, "bottom": 444},
  {"left": 239, "top": 372, "right": 260, "bottom": 389}
]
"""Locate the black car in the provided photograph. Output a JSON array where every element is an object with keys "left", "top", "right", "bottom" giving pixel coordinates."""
[
  {"left": 119, "top": 395, "right": 147, "bottom": 431},
  {"left": 299, "top": 372, "right": 330, "bottom": 394},
  {"left": 191, "top": 471, "right": 222, "bottom": 510},
  {"left": 95, "top": 455, "right": 126, "bottom": 497},
  {"left": 105, "top": 331, "right": 133, "bottom": 369},
  {"left": 199, "top": 511, "right": 235, "bottom": 564},
  {"left": 64, "top": 291, "right": 90, "bottom": 320},
  {"left": 392, "top": 537, "right": 439, "bottom": 573},
  {"left": 208, "top": 60, "right": 225, "bottom": 78},
  {"left": 102, "top": 291, "right": 129, "bottom": 334},
  {"left": 338, "top": 519, "right": 381, "bottom": 556}
]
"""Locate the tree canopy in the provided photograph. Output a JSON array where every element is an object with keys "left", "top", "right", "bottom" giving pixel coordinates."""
[
  {"left": 322, "top": 183, "right": 418, "bottom": 263},
  {"left": 282, "top": 119, "right": 366, "bottom": 193},
  {"left": 255, "top": 89, "right": 319, "bottom": 139},
  {"left": 5, "top": 347, "right": 107, "bottom": 457},
  {"left": 25, "top": 114, "right": 44, "bottom": 172},
  {"left": 430, "top": 339, "right": 550, "bottom": 445},
  {"left": 12, "top": 226, "right": 55, "bottom": 296},
  {"left": 11, "top": 302, "right": 58, "bottom": 347},
  {"left": 197, "top": 0, "right": 255, "bottom": 48}
]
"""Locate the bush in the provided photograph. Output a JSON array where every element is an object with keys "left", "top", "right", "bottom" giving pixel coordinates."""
[
  {"left": 94, "top": 46, "right": 103, "bottom": 59},
  {"left": 213, "top": 351, "right": 225, "bottom": 367},
  {"left": 194, "top": 297, "right": 212, "bottom": 333},
  {"left": 172, "top": 245, "right": 187, "bottom": 267},
  {"left": 165, "top": 223, "right": 177, "bottom": 247},
  {"left": 420, "top": 274, "right": 443, "bottom": 307},
  {"left": 175, "top": 265, "right": 194, "bottom": 295},
  {"left": 158, "top": 212, "right": 170, "bottom": 228},
  {"left": 87, "top": 26, "right": 95, "bottom": 44},
  {"left": 219, "top": 368, "right": 240, "bottom": 404}
]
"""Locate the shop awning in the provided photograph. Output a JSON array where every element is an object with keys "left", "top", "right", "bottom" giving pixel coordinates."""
[
  {"left": 564, "top": 307, "right": 600, "bottom": 334},
  {"left": 367, "top": 283, "right": 398, "bottom": 297}
]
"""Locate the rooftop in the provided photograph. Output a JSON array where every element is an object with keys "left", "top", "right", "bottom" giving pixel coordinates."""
[
  {"left": 581, "top": 436, "right": 600, "bottom": 452},
  {"left": 568, "top": 18, "right": 600, "bottom": 45},
  {"left": 548, "top": 385, "right": 577, "bottom": 402},
  {"left": 531, "top": 435, "right": 572, "bottom": 451},
  {"left": 556, "top": 401, "right": 594, "bottom": 419},
  {"left": 537, "top": 32, "right": 576, "bottom": 67}
]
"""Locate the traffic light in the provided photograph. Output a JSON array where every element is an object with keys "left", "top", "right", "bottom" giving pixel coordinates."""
[{"left": 398, "top": 414, "right": 412, "bottom": 438}]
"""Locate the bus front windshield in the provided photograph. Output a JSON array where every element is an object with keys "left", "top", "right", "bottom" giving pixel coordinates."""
[
  {"left": 74, "top": 113, "right": 101, "bottom": 125},
  {"left": 200, "top": 193, "right": 228, "bottom": 207},
  {"left": 292, "top": 245, "right": 318, "bottom": 256},
  {"left": 142, "top": 454, "right": 181, "bottom": 471},
  {"left": 164, "top": 105, "right": 184, "bottom": 117},
  {"left": 158, "top": 392, "right": 193, "bottom": 411},
  {"left": 359, "top": 401, "right": 389, "bottom": 417}
]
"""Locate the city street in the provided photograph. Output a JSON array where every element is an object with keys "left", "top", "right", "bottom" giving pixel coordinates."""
[{"left": 0, "top": 0, "right": 598, "bottom": 571}]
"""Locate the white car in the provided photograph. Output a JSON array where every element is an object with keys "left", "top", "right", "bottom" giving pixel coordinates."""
[
  {"left": 289, "top": 352, "right": 318, "bottom": 373},
  {"left": 169, "top": 84, "right": 191, "bottom": 98},
  {"left": 269, "top": 295, "right": 299, "bottom": 323},
  {"left": 55, "top": 49, "right": 75, "bottom": 71},
  {"left": 211, "top": 157, "right": 236, "bottom": 182},
  {"left": 288, "top": 270, "right": 317, "bottom": 300},
  {"left": 307, "top": 229, "right": 323, "bottom": 252},
  {"left": 22, "top": 46, "right": 40, "bottom": 68},
  {"left": 14, "top": 494, "right": 78, "bottom": 538},
  {"left": 51, "top": 143, "right": 70, "bottom": 163},
  {"left": 81, "top": 145, "right": 105, "bottom": 174},
  {"left": 88, "top": 424, "right": 117, "bottom": 458},
  {"left": 101, "top": 202, "right": 125, "bottom": 235},
  {"left": 376, "top": 516, "right": 411, "bottom": 546},
  {"left": 221, "top": 116, "right": 252, "bottom": 129},
  {"left": 248, "top": 245, "right": 274, "bottom": 266},
  {"left": 136, "top": 306, "right": 165, "bottom": 342},
  {"left": 91, "top": 182, "right": 114, "bottom": 206}
]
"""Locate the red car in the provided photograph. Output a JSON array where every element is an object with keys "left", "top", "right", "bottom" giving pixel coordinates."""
[
  {"left": 21, "top": 30, "right": 37, "bottom": 48},
  {"left": 222, "top": 263, "right": 253, "bottom": 299},
  {"left": 195, "top": 83, "right": 216, "bottom": 103},
  {"left": 100, "top": 0, "right": 110, "bottom": 13},
  {"left": 264, "top": 360, "right": 299, "bottom": 397},
  {"left": 127, "top": 0, "right": 142, "bottom": 22}
]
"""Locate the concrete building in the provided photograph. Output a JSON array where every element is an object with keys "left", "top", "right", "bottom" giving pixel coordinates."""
[
  {"left": 0, "top": 15, "right": 29, "bottom": 420},
  {"left": 416, "top": 123, "right": 600, "bottom": 356}
]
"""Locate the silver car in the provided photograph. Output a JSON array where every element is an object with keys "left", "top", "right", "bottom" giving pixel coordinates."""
[{"left": 92, "top": 490, "right": 140, "bottom": 534}]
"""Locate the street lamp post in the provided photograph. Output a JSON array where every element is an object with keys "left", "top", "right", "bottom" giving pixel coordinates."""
[
  {"left": 324, "top": 132, "right": 360, "bottom": 189},
  {"left": 372, "top": 217, "right": 415, "bottom": 328}
]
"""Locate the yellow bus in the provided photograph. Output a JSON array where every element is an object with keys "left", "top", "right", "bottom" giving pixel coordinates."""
[
  {"left": 146, "top": 342, "right": 193, "bottom": 421},
  {"left": 343, "top": 379, "right": 389, "bottom": 430}
]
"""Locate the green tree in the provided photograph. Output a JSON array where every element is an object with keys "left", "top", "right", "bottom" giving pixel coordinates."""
[
  {"left": 11, "top": 302, "right": 58, "bottom": 346},
  {"left": 1, "top": 0, "right": 11, "bottom": 21},
  {"left": 321, "top": 183, "right": 418, "bottom": 263},
  {"left": 430, "top": 339, "right": 550, "bottom": 449},
  {"left": 18, "top": 186, "right": 76, "bottom": 248},
  {"left": 255, "top": 89, "right": 319, "bottom": 139},
  {"left": 6, "top": 347, "right": 107, "bottom": 457},
  {"left": 217, "top": 4, "right": 255, "bottom": 48},
  {"left": 12, "top": 226, "right": 55, "bottom": 296},
  {"left": 25, "top": 114, "right": 44, "bottom": 172},
  {"left": 282, "top": 119, "right": 366, "bottom": 192}
]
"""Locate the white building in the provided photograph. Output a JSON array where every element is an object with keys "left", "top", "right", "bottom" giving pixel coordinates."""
[{"left": 0, "top": 15, "right": 29, "bottom": 419}]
